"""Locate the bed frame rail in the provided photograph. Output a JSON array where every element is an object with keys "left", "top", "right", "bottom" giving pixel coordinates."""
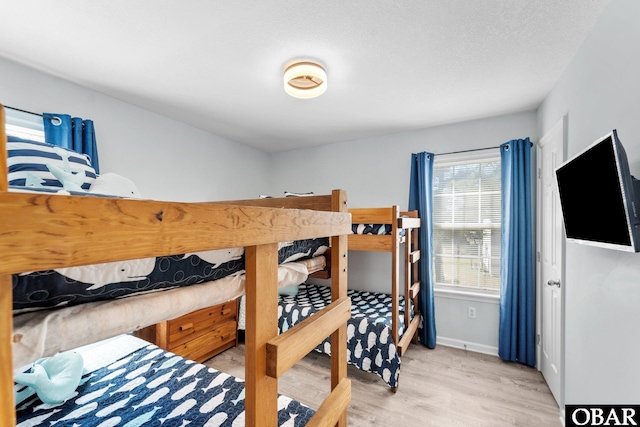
[
  {"left": 348, "top": 207, "right": 398, "bottom": 252},
  {"left": 0, "top": 192, "right": 346, "bottom": 274}
]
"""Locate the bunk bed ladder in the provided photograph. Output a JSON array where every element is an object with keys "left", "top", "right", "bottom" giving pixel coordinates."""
[
  {"left": 397, "top": 211, "right": 421, "bottom": 356},
  {"left": 246, "top": 190, "right": 351, "bottom": 427}
]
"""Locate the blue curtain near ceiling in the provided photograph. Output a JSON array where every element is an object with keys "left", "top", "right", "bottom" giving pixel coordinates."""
[
  {"left": 409, "top": 151, "right": 436, "bottom": 348},
  {"left": 499, "top": 138, "right": 535, "bottom": 366},
  {"left": 43, "top": 113, "right": 100, "bottom": 173}
]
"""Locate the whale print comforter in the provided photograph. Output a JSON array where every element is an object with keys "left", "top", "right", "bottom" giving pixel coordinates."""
[
  {"left": 13, "top": 238, "right": 329, "bottom": 314},
  {"left": 278, "top": 283, "right": 411, "bottom": 389},
  {"left": 15, "top": 335, "right": 314, "bottom": 426},
  {"left": 351, "top": 223, "right": 392, "bottom": 235}
]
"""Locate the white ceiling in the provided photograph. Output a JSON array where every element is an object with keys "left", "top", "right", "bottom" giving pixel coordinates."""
[{"left": 0, "top": 1, "right": 611, "bottom": 153}]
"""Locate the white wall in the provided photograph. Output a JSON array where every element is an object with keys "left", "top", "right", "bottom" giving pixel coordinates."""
[
  {"left": 0, "top": 57, "right": 269, "bottom": 202},
  {"left": 537, "top": 0, "right": 640, "bottom": 405},
  {"left": 270, "top": 111, "right": 537, "bottom": 207},
  {"left": 270, "top": 111, "right": 538, "bottom": 352}
]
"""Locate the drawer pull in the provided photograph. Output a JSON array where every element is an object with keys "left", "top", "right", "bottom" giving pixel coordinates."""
[{"left": 179, "top": 323, "right": 194, "bottom": 332}]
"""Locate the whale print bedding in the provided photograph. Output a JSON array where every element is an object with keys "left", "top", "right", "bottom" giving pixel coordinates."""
[
  {"left": 278, "top": 283, "right": 410, "bottom": 389},
  {"left": 351, "top": 223, "right": 392, "bottom": 235},
  {"left": 15, "top": 334, "right": 314, "bottom": 426},
  {"left": 13, "top": 238, "right": 329, "bottom": 314}
]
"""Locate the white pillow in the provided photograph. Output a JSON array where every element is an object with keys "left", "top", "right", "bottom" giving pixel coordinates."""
[{"left": 88, "top": 173, "right": 142, "bottom": 198}]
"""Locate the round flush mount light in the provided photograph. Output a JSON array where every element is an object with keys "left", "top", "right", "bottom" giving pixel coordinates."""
[{"left": 283, "top": 61, "right": 327, "bottom": 99}]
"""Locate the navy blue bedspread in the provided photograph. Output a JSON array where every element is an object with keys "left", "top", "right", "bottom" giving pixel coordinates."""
[
  {"left": 15, "top": 342, "right": 314, "bottom": 426},
  {"left": 278, "top": 283, "right": 411, "bottom": 388}
]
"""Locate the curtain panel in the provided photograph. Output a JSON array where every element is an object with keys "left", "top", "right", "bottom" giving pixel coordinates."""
[
  {"left": 409, "top": 151, "right": 437, "bottom": 348},
  {"left": 44, "top": 113, "right": 100, "bottom": 173},
  {"left": 498, "top": 138, "right": 535, "bottom": 366}
]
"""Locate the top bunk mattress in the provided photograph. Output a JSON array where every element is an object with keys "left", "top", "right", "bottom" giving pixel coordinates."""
[{"left": 13, "top": 238, "right": 328, "bottom": 314}]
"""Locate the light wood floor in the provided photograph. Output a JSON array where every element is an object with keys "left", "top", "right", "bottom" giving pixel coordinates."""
[{"left": 206, "top": 343, "right": 561, "bottom": 427}]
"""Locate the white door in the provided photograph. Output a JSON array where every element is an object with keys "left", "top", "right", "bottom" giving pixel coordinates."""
[{"left": 536, "top": 117, "right": 565, "bottom": 406}]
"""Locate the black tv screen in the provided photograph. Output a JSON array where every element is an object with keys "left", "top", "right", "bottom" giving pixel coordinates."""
[{"left": 555, "top": 130, "right": 640, "bottom": 252}]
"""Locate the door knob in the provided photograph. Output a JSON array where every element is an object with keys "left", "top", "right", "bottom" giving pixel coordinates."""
[{"left": 547, "top": 279, "right": 561, "bottom": 288}]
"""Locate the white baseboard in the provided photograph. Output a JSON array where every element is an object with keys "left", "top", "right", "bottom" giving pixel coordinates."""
[{"left": 436, "top": 336, "right": 499, "bottom": 356}]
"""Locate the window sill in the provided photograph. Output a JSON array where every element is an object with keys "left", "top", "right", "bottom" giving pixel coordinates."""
[{"left": 434, "top": 287, "right": 500, "bottom": 304}]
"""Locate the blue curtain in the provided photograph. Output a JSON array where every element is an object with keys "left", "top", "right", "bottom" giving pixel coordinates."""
[
  {"left": 499, "top": 138, "right": 535, "bottom": 366},
  {"left": 409, "top": 152, "right": 436, "bottom": 348},
  {"left": 44, "top": 114, "right": 100, "bottom": 173}
]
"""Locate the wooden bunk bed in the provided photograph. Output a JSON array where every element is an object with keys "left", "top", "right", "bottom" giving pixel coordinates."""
[
  {"left": 0, "top": 104, "right": 352, "bottom": 426},
  {"left": 348, "top": 206, "right": 421, "bottom": 356},
  {"left": 273, "top": 206, "right": 422, "bottom": 391}
]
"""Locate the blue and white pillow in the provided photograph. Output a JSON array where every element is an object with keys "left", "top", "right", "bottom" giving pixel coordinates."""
[{"left": 7, "top": 136, "right": 97, "bottom": 190}]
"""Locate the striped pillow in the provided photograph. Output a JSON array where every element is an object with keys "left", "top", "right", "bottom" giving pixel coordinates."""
[{"left": 7, "top": 136, "right": 97, "bottom": 190}]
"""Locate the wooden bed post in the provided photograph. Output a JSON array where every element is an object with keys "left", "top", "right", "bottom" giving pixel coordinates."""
[
  {"left": 245, "top": 243, "right": 279, "bottom": 427},
  {"left": 391, "top": 205, "right": 400, "bottom": 348},
  {"left": 0, "top": 104, "right": 16, "bottom": 426},
  {"left": 331, "top": 189, "right": 349, "bottom": 427},
  {"left": 0, "top": 277, "right": 14, "bottom": 425}
]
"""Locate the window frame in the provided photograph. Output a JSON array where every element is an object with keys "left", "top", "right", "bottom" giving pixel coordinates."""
[{"left": 432, "top": 150, "right": 502, "bottom": 295}]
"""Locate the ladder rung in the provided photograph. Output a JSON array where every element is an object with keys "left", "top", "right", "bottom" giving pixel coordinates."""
[
  {"left": 266, "top": 297, "right": 351, "bottom": 379},
  {"left": 397, "top": 317, "right": 420, "bottom": 356},
  {"left": 409, "top": 250, "right": 421, "bottom": 263},
  {"left": 398, "top": 217, "right": 421, "bottom": 229},
  {"left": 409, "top": 281, "right": 420, "bottom": 299},
  {"left": 305, "top": 378, "right": 351, "bottom": 427}
]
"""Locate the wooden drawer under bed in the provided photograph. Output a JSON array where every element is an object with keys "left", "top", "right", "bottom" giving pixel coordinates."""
[{"left": 135, "top": 298, "right": 238, "bottom": 363}]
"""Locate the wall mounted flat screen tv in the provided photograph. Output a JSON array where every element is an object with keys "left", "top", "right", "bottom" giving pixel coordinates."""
[{"left": 555, "top": 129, "right": 640, "bottom": 252}]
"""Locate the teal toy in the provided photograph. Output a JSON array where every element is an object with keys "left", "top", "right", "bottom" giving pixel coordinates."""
[
  {"left": 14, "top": 351, "right": 84, "bottom": 404},
  {"left": 47, "top": 163, "right": 86, "bottom": 192}
]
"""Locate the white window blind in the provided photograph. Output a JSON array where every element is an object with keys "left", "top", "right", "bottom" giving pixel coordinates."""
[
  {"left": 433, "top": 157, "right": 501, "bottom": 292},
  {"left": 4, "top": 108, "right": 45, "bottom": 142}
]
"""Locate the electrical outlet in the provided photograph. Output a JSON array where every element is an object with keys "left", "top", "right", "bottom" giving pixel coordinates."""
[{"left": 468, "top": 306, "right": 476, "bottom": 319}]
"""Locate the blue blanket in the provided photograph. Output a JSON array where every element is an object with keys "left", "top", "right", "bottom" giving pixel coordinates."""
[{"left": 15, "top": 341, "right": 314, "bottom": 426}]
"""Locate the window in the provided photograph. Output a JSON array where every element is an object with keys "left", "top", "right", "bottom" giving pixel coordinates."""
[
  {"left": 4, "top": 108, "right": 45, "bottom": 141},
  {"left": 433, "top": 156, "right": 501, "bottom": 292}
]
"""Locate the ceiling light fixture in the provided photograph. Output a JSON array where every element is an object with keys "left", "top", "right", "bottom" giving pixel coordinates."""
[{"left": 283, "top": 61, "right": 327, "bottom": 99}]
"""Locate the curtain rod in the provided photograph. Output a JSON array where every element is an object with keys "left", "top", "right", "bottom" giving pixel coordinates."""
[
  {"left": 4, "top": 105, "right": 58, "bottom": 120},
  {"left": 436, "top": 145, "right": 501, "bottom": 156},
  {"left": 435, "top": 140, "right": 533, "bottom": 157}
]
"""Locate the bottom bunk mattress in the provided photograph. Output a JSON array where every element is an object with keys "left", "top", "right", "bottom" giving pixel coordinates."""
[
  {"left": 278, "top": 283, "right": 411, "bottom": 389},
  {"left": 15, "top": 334, "right": 314, "bottom": 426}
]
